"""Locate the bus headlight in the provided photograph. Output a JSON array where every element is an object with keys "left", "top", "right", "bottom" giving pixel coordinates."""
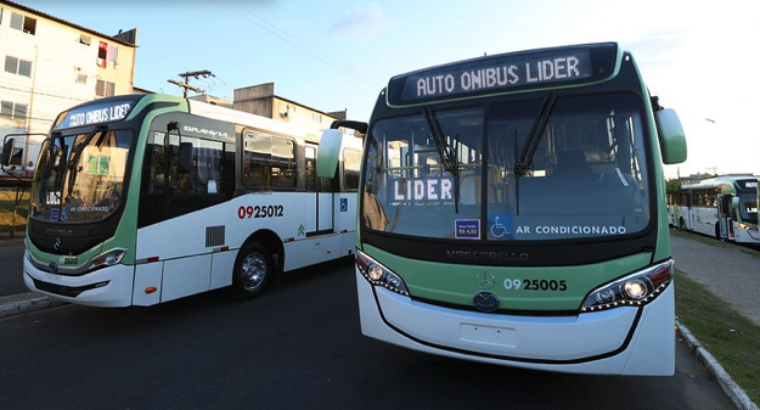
[
  {"left": 738, "top": 222, "right": 753, "bottom": 230},
  {"left": 581, "top": 259, "right": 674, "bottom": 312},
  {"left": 356, "top": 249, "right": 409, "bottom": 296},
  {"left": 87, "top": 248, "right": 127, "bottom": 272}
]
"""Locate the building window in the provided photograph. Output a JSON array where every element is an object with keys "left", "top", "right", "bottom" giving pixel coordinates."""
[
  {"left": 0, "top": 101, "right": 28, "bottom": 120},
  {"left": 10, "top": 12, "right": 36, "bottom": 35},
  {"left": 79, "top": 35, "right": 91, "bottom": 46},
  {"left": 96, "top": 79, "right": 115, "bottom": 97},
  {"left": 4, "top": 56, "right": 32, "bottom": 77},
  {"left": 75, "top": 68, "right": 87, "bottom": 84}
]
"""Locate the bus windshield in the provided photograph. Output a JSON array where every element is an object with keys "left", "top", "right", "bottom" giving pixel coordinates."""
[
  {"left": 31, "top": 129, "right": 132, "bottom": 223},
  {"left": 739, "top": 191, "right": 758, "bottom": 223},
  {"left": 362, "top": 92, "right": 650, "bottom": 241}
]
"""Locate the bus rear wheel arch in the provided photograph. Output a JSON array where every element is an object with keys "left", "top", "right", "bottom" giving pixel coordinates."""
[{"left": 231, "top": 232, "right": 284, "bottom": 299}]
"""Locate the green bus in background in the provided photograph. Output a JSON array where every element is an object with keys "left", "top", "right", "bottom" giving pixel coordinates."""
[
  {"left": 670, "top": 176, "right": 759, "bottom": 244},
  {"left": 318, "top": 42, "right": 687, "bottom": 375}
]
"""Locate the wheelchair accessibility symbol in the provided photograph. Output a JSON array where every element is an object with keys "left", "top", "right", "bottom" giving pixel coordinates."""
[
  {"left": 490, "top": 216, "right": 509, "bottom": 238},
  {"left": 487, "top": 213, "right": 514, "bottom": 239}
]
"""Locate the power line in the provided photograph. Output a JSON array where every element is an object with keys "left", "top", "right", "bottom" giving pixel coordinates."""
[
  {"left": 0, "top": 84, "right": 86, "bottom": 102},
  {"left": 216, "top": 0, "right": 381, "bottom": 89}
]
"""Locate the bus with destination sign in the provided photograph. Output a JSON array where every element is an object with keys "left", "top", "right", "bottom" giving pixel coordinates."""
[
  {"left": 1, "top": 94, "right": 362, "bottom": 307},
  {"left": 316, "top": 42, "right": 687, "bottom": 375},
  {"left": 669, "top": 176, "right": 760, "bottom": 244}
]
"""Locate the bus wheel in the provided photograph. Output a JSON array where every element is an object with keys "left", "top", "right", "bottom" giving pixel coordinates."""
[
  {"left": 715, "top": 223, "right": 721, "bottom": 240},
  {"left": 231, "top": 243, "right": 271, "bottom": 298},
  {"left": 679, "top": 217, "right": 685, "bottom": 230}
]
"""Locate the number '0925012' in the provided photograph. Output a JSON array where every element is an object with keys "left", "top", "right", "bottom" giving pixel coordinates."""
[{"left": 237, "top": 205, "right": 284, "bottom": 219}]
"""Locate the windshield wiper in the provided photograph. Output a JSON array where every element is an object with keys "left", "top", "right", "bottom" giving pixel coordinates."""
[
  {"left": 513, "top": 92, "right": 557, "bottom": 215},
  {"left": 423, "top": 106, "right": 461, "bottom": 213},
  {"left": 48, "top": 131, "right": 67, "bottom": 205},
  {"left": 514, "top": 92, "right": 557, "bottom": 177},
  {"left": 66, "top": 125, "right": 107, "bottom": 197}
]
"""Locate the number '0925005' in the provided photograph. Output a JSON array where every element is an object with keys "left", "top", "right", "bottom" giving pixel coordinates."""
[{"left": 237, "top": 205, "right": 284, "bottom": 219}]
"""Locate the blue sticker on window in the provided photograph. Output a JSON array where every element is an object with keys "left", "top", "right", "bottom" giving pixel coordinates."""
[
  {"left": 455, "top": 219, "right": 480, "bottom": 239},
  {"left": 50, "top": 208, "right": 60, "bottom": 222},
  {"left": 488, "top": 213, "right": 514, "bottom": 239},
  {"left": 340, "top": 198, "right": 348, "bottom": 212}
]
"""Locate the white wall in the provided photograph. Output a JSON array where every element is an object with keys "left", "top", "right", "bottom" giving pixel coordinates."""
[{"left": 0, "top": 5, "right": 103, "bottom": 166}]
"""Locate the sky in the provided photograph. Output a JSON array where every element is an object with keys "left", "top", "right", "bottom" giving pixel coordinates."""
[{"left": 22, "top": 0, "right": 760, "bottom": 179}]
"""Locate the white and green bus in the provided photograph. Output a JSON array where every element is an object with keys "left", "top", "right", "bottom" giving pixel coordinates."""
[
  {"left": 670, "top": 176, "right": 759, "bottom": 244},
  {"left": 318, "top": 42, "right": 687, "bottom": 375},
  {"left": 1, "top": 95, "right": 362, "bottom": 307}
]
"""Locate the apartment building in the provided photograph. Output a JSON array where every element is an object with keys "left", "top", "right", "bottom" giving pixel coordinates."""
[{"left": 0, "top": 0, "right": 137, "bottom": 165}]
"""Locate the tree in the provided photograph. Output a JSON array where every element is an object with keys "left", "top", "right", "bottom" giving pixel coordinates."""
[{"left": 665, "top": 178, "right": 681, "bottom": 196}]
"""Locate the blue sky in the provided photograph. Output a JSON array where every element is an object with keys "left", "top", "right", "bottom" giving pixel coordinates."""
[{"left": 23, "top": 0, "right": 760, "bottom": 178}]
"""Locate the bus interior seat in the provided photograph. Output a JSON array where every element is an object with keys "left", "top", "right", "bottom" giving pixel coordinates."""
[{"left": 553, "top": 150, "right": 592, "bottom": 176}]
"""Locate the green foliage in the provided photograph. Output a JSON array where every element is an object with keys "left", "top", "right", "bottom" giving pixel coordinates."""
[
  {"left": 676, "top": 271, "right": 760, "bottom": 404},
  {"left": 665, "top": 178, "right": 681, "bottom": 195}
]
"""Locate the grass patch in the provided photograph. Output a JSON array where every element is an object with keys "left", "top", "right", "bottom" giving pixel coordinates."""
[
  {"left": 0, "top": 188, "right": 30, "bottom": 232},
  {"left": 676, "top": 270, "right": 760, "bottom": 403}
]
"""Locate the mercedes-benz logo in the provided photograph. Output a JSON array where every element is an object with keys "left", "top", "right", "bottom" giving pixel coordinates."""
[
  {"left": 473, "top": 291, "right": 499, "bottom": 313},
  {"left": 476, "top": 272, "right": 496, "bottom": 289},
  {"left": 53, "top": 238, "right": 61, "bottom": 251},
  {"left": 48, "top": 261, "right": 59, "bottom": 274}
]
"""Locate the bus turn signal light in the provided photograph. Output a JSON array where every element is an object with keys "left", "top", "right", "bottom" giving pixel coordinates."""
[{"left": 145, "top": 287, "right": 158, "bottom": 294}]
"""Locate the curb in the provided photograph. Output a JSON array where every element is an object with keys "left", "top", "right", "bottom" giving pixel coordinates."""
[
  {"left": 677, "top": 319, "right": 759, "bottom": 410},
  {"left": 0, "top": 292, "right": 67, "bottom": 319}
]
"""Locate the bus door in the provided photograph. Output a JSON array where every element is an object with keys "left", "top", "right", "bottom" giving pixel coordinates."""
[
  {"left": 718, "top": 195, "right": 732, "bottom": 239},
  {"left": 305, "top": 144, "right": 334, "bottom": 235}
]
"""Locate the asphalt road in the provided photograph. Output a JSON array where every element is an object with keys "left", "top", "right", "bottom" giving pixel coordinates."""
[
  {"left": 0, "top": 238, "right": 26, "bottom": 296},
  {"left": 0, "top": 258, "right": 736, "bottom": 410}
]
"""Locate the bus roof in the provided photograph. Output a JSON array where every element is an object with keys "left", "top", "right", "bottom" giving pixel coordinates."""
[
  {"left": 188, "top": 99, "right": 326, "bottom": 143},
  {"left": 682, "top": 176, "right": 759, "bottom": 190}
]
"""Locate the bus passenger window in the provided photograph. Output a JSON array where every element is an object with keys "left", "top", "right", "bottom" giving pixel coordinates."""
[
  {"left": 343, "top": 149, "right": 361, "bottom": 191},
  {"left": 244, "top": 131, "right": 296, "bottom": 189}
]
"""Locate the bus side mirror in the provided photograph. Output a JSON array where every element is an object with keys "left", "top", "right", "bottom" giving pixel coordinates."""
[
  {"left": 317, "top": 129, "right": 343, "bottom": 179},
  {"left": 1, "top": 137, "right": 21, "bottom": 166},
  {"left": 178, "top": 142, "right": 193, "bottom": 174},
  {"left": 655, "top": 109, "right": 687, "bottom": 164}
]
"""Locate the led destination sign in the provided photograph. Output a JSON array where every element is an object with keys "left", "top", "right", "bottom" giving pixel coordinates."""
[
  {"left": 55, "top": 100, "right": 135, "bottom": 130},
  {"left": 387, "top": 43, "right": 618, "bottom": 105}
]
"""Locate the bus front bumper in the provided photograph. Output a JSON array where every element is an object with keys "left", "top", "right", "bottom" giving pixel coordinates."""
[
  {"left": 356, "top": 269, "right": 675, "bottom": 375},
  {"left": 23, "top": 254, "right": 135, "bottom": 307}
]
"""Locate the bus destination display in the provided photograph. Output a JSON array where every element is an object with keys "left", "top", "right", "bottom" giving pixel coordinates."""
[
  {"left": 387, "top": 43, "right": 617, "bottom": 105},
  {"left": 56, "top": 100, "right": 134, "bottom": 130}
]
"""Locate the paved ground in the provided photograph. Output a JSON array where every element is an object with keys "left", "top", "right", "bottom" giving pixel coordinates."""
[
  {"left": 670, "top": 229, "right": 760, "bottom": 327},
  {"left": 0, "top": 237, "right": 26, "bottom": 296},
  {"left": 0, "top": 259, "right": 737, "bottom": 410}
]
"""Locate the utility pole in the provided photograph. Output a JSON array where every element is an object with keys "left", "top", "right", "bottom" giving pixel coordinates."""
[{"left": 167, "top": 70, "right": 214, "bottom": 97}]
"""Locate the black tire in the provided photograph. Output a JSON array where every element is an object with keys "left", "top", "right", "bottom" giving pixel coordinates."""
[
  {"left": 230, "top": 243, "right": 272, "bottom": 299},
  {"left": 679, "top": 217, "right": 686, "bottom": 230},
  {"left": 715, "top": 222, "right": 721, "bottom": 240}
]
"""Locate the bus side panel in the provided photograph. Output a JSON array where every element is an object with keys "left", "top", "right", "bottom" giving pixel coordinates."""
[
  {"left": 133, "top": 263, "right": 163, "bottom": 306},
  {"left": 210, "top": 251, "right": 236, "bottom": 290},
  {"left": 283, "top": 234, "right": 343, "bottom": 271},
  {"left": 161, "top": 255, "right": 212, "bottom": 302},
  {"left": 335, "top": 193, "right": 356, "bottom": 230}
]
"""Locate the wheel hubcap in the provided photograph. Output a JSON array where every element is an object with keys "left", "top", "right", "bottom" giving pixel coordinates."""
[{"left": 240, "top": 253, "right": 267, "bottom": 291}]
